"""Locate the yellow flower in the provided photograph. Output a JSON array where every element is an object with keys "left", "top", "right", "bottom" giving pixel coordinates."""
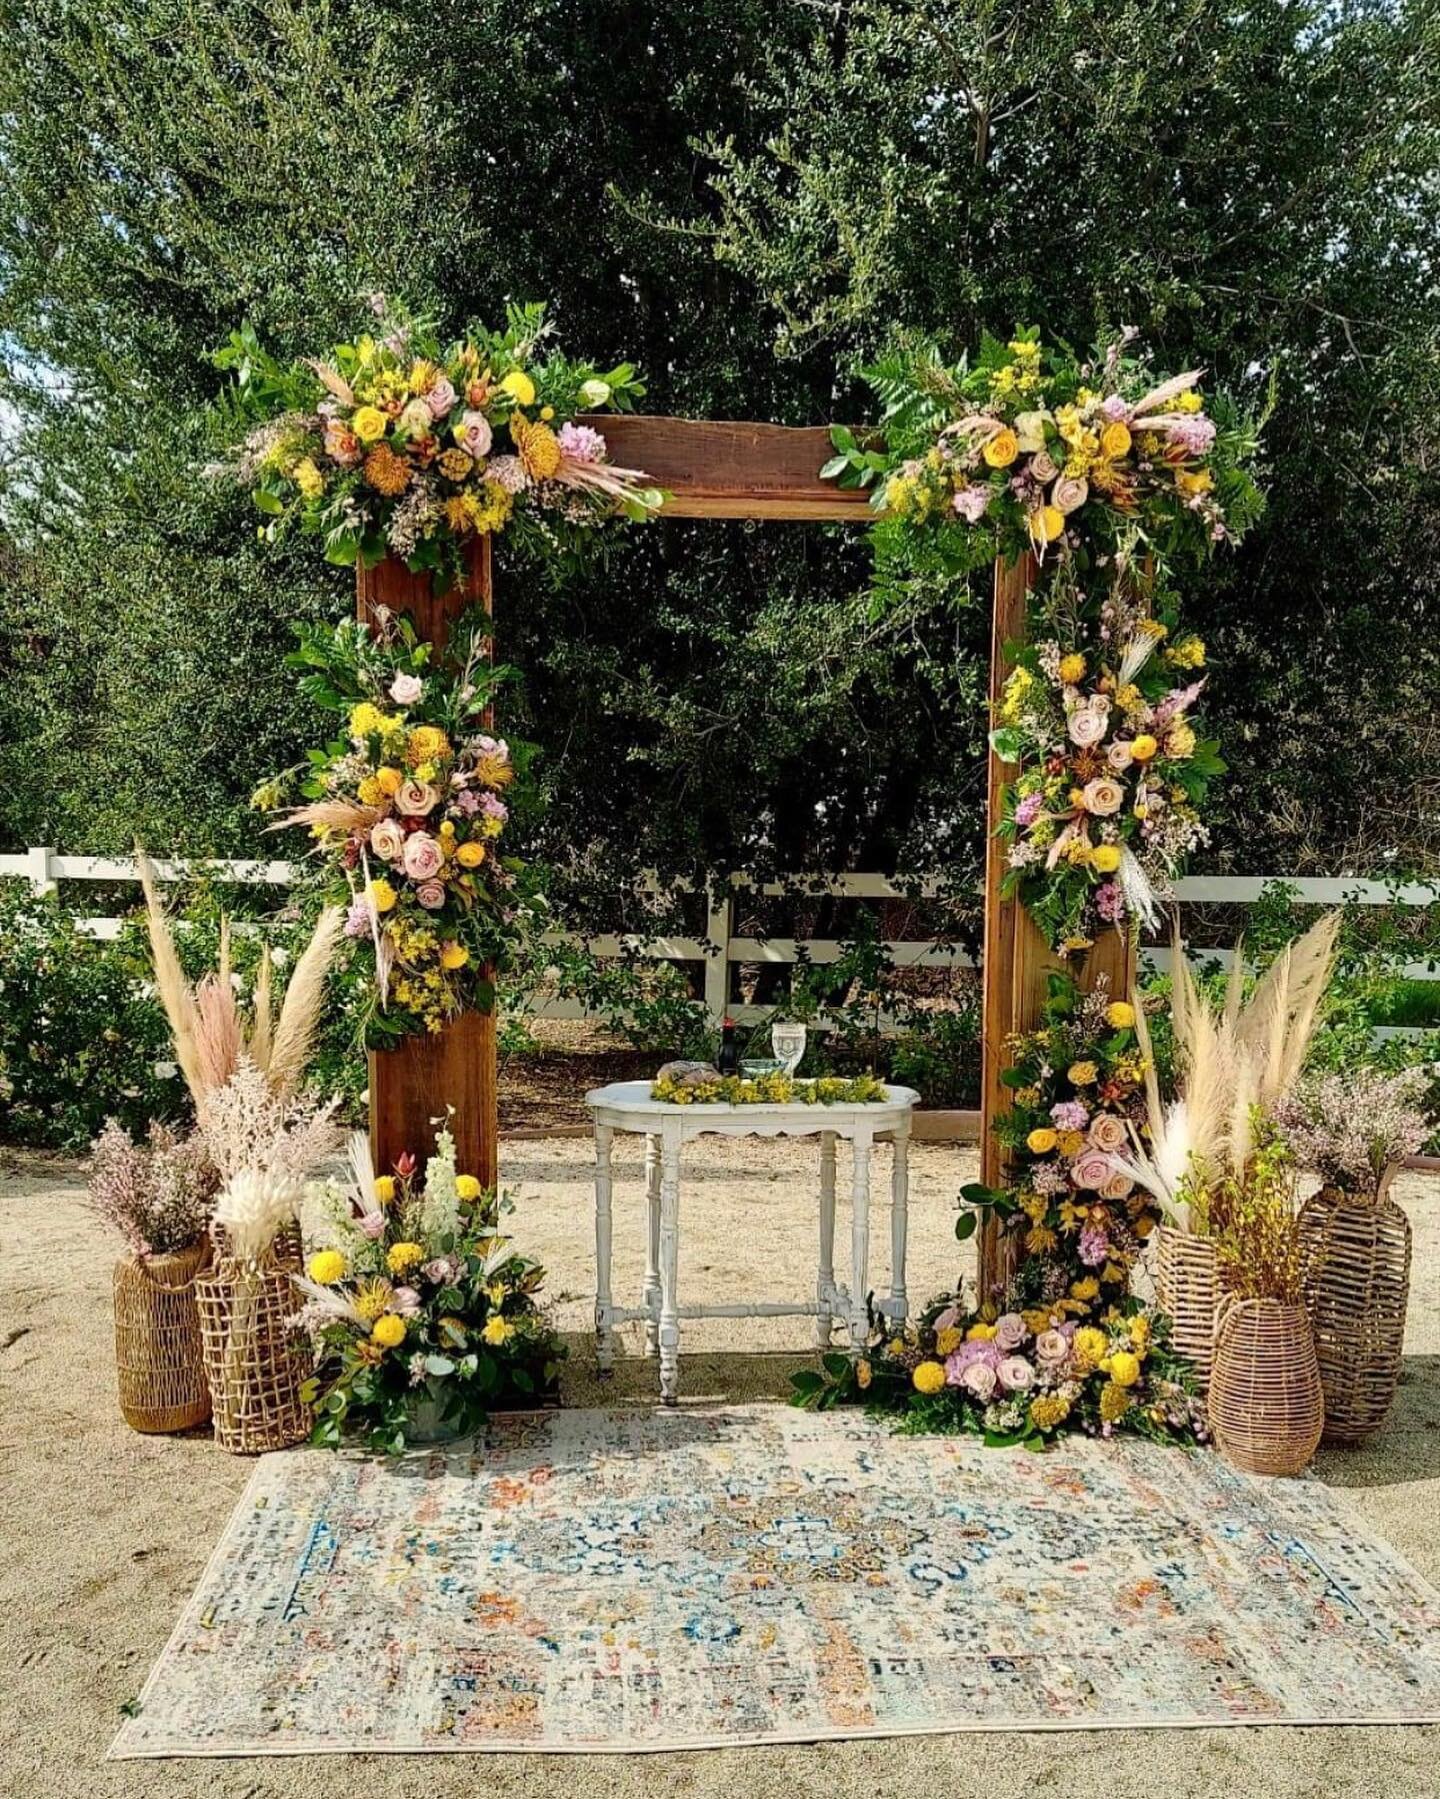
[
  {"left": 966, "top": 1322, "right": 997, "bottom": 1342},
  {"left": 1176, "top": 389, "right": 1203, "bottom": 414},
  {"left": 368, "top": 878, "right": 398, "bottom": 914},
  {"left": 406, "top": 725, "right": 450, "bottom": 766},
  {"left": 374, "top": 765, "right": 404, "bottom": 795},
  {"left": 1106, "top": 1349, "right": 1142, "bottom": 1388},
  {"left": 437, "top": 447, "right": 474, "bottom": 483},
  {"left": 1026, "top": 1127, "right": 1058, "bottom": 1154},
  {"left": 1056, "top": 1129, "right": 1086, "bottom": 1158},
  {"left": 982, "top": 427, "right": 1019, "bottom": 468},
  {"left": 1176, "top": 468, "right": 1213, "bottom": 497},
  {"left": 1129, "top": 733, "right": 1158, "bottom": 762},
  {"left": 500, "top": 369, "right": 536, "bottom": 407},
  {"left": 1166, "top": 722, "right": 1197, "bottom": 759},
  {"left": 1029, "top": 1392, "right": 1072, "bottom": 1432},
  {"left": 357, "top": 775, "right": 385, "bottom": 807},
  {"left": 440, "top": 941, "right": 469, "bottom": 971},
  {"left": 934, "top": 1326, "right": 963, "bottom": 1356},
  {"left": 1129, "top": 1314, "right": 1152, "bottom": 1350},
  {"left": 386, "top": 1240, "right": 425, "bottom": 1277},
  {"left": 350, "top": 701, "right": 386, "bottom": 739},
  {"left": 1030, "top": 504, "right": 1066, "bottom": 545},
  {"left": 856, "top": 1358, "right": 872, "bottom": 1390},
  {"left": 368, "top": 1175, "right": 395, "bottom": 1208},
  {"left": 1100, "top": 421, "right": 1132, "bottom": 459},
  {"left": 1072, "top": 1325, "right": 1108, "bottom": 1370},
  {"left": 293, "top": 457, "right": 325, "bottom": 500},
  {"left": 1135, "top": 1213, "right": 1156, "bottom": 1240},
  {"left": 912, "top": 1360, "right": 947, "bottom": 1395},
  {"left": 1071, "top": 1277, "right": 1101, "bottom": 1305},
  {"left": 1165, "top": 635, "right": 1206, "bottom": 670},
  {"left": 371, "top": 1313, "right": 407, "bottom": 1349},
  {"left": 455, "top": 1174, "right": 482, "bottom": 1203},
  {"left": 1067, "top": 1060, "right": 1098, "bottom": 1086},
  {"left": 516, "top": 418, "right": 562, "bottom": 481},
  {"left": 1099, "top": 1380, "right": 1131, "bottom": 1424},
  {"left": 455, "top": 840, "right": 486, "bottom": 869},
  {"left": 1026, "top": 1224, "right": 1058, "bottom": 1255},
  {"left": 1058, "top": 653, "right": 1086, "bottom": 684},
  {"left": 1090, "top": 845, "right": 1121, "bottom": 874},
  {"left": 1105, "top": 1001, "right": 1136, "bottom": 1030},
  {"left": 352, "top": 405, "right": 388, "bottom": 444},
  {"left": 307, "top": 1249, "right": 346, "bottom": 1284},
  {"left": 482, "top": 1315, "right": 513, "bottom": 1346}
]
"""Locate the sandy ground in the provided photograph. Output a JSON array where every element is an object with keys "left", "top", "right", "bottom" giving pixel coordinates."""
[{"left": 4, "top": 1135, "right": 1440, "bottom": 1799}]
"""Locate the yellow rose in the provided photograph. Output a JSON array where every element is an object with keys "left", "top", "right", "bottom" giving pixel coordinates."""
[
  {"left": 371, "top": 1314, "right": 406, "bottom": 1349},
  {"left": 1129, "top": 734, "right": 1159, "bottom": 762},
  {"left": 500, "top": 370, "right": 536, "bottom": 407},
  {"left": 482, "top": 1315, "right": 513, "bottom": 1346},
  {"left": 293, "top": 457, "right": 325, "bottom": 500},
  {"left": 1026, "top": 1127, "right": 1058, "bottom": 1154},
  {"left": 455, "top": 1174, "right": 482, "bottom": 1202},
  {"left": 352, "top": 405, "right": 388, "bottom": 445},
  {"left": 455, "top": 840, "right": 486, "bottom": 869},
  {"left": 1107, "top": 1349, "right": 1142, "bottom": 1388},
  {"left": 856, "top": 1358, "right": 872, "bottom": 1390},
  {"left": 1100, "top": 421, "right": 1132, "bottom": 459},
  {"left": 1090, "top": 845, "right": 1121, "bottom": 874},
  {"left": 1058, "top": 653, "right": 1086, "bottom": 684},
  {"left": 375, "top": 766, "right": 403, "bottom": 796},
  {"left": 912, "top": 1360, "right": 947, "bottom": 1395},
  {"left": 368, "top": 878, "right": 397, "bottom": 914},
  {"left": 982, "top": 427, "right": 1019, "bottom": 468},
  {"left": 306, "top": 1249, "right": 346, "bottom": 1284}
]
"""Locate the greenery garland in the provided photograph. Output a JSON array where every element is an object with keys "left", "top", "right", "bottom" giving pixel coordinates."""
[{"left": 650, "top": 1072, "right": 889, "bottom": 1106}]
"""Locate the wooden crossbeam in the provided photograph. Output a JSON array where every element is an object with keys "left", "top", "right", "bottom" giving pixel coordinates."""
[{"left": 597, "top": 416, "right": 874, "bottom": 520}]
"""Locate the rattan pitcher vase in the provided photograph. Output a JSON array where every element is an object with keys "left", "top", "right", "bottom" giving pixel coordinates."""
[
  {"left": 1299, "top": 1169, "right": 1411, "bottom": 1445},
  {"left": 113, "top": 1239, "right": 212, "bottom": 1433},
  {"left": 1153, "top": 1224, "right": 1221, "bottom": 1395},
  {"left": 195, "top": 1237, "right": 310, "bottom": 1455},
  {"left": 1209, "top": 1294, "right": 1324, "bottom": 1476}
]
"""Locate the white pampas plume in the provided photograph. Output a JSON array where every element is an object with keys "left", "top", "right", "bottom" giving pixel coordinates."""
[
  {"left": 267, "top": 907, "right": 343, "bottom": 1098},
  {"left": 1118, "top": 845, "right": 1162, "bottom": 931},
  {"left": 1117, "top": 632, "right": 1161, "bottom": 688},
  {"left": 213, "top": 1167, "right": 304, "bottom": 1266},
  {"left": 344, "top": 1131, "right": 386, "bottom": 1235},
  {"left": 1130, "top": 369, "right": 1205, "bottom": 416},
  {"left": 290, "top": 1274, "right": 367, "bottom": 1327},
  {"left": 136, "top": 846, "right": 209, "bottom": 1114}
]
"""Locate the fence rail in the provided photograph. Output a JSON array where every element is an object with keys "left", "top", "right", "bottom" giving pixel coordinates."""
[{"left": 3, "top": 847, "right": 1437, "bottom": 1031}]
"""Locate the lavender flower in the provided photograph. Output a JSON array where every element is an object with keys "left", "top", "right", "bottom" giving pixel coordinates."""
[
  {"left": 1277, "top": 1067, "right": 1432, "bottom": 1196},
  {"left": 1078, "top": 1224, "right": 1111, "bottom": 1267},
  {"left": 1051, "top": 1099, "right": 1090, "bottom": 1131}
]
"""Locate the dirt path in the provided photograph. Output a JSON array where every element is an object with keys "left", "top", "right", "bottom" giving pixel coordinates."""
[{"left": 4, "top": 1140, "right": 1439, "bottom": 1798}]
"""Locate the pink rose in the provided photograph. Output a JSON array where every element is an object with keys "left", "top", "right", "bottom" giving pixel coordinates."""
[
  {"left": 369, "top": 819, "right": 404, "bottom": 863},
  {"left": 456, "top": 409, "right": 492, "bottom": 458},
  {"left": 426, "top": 377, "right": 457, "bottom": 421},
  {"left": 997, "top": 1356, "right": 1035, "bottom": 1393},
  {"left": 1106, "top": 741, "right": 1135, "bottom": 772},
  {"left": 389, "top": 673, "right": 423, "bottom": 705},
  {"left": 1088, "top": 1113, "right": 1128, "bottom": 1154},
  {"left": 395, "top": 779, "right": 439, "bottom": 817},
  {"left": 359, "top": 1213, "right": 386, "bottom": 1240},
  {"left": 1082, "top": 777, "right": 1125, "bottom": 817},
  {"left": 1101, "top": 1171, "right": 1135, "bottom": 1201},
  {"left": 1035, "top": 1329, "right": 1070, "bottom": 1365},
  {"left": 1051, "top": 473, "right": 1089, "bottom": 514},
  {"left": 960, "top": 1362, "right": 998, "bottom": 1401},
  {"left": 994, "top": 1312, "right": 1028, "bottom": 1351},
  {"left": 415, "top": 881, "right": 446, "bottom": 910},
  {"left": 402, "top": 832, "right": 443, "bottom": 880},
  {"left": 1067, "top": 702, "right": 1110, "bottom": 748},
  {"left": 391, "top": 1286, "right": 423, "bottom": 1316},
  {"left": 1028, "top": 450, "right": 1059, "bottom": 483},
  {"left": 1071, "top": 1149, "right": 1114, "bottom": 1192}
]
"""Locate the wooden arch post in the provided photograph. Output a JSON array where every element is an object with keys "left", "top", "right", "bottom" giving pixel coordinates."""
[{"left": 358, "top": 417, "right": 1130, "bottom": 1252}]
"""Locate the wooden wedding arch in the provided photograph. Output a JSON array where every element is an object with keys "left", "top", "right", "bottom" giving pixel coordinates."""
[{"left": 357, "top": 416, "right": 1133, "bottom": 1292}]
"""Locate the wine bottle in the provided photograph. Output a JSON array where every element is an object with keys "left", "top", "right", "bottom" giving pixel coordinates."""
[{"left": 716, "top": 1016, "right": 740, "bottom": 1075}]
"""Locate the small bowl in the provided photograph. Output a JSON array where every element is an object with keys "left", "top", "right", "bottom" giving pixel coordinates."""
[{"left": 741, "top": 1058, "right": 782, "bottom": 1079}]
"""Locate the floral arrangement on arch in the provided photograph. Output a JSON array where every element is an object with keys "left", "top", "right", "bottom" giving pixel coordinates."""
[
  {"left": 992, "top": 561, "right": 1222, "bottom": 951},
  {"left": 958, "top": 975, "right": 1162, "bottom": 1319},
  {"left": 259, "top": 610, "right": 534, "bottom": 1043},
  {"left": 213, "top": 296, "right": 662, "bottom": 578},
  {"left": 295, "top": 1129, "right": 562, "bottom": 1452},
  {"left": 792, "top": 1291, "right": 1206, "bottom": 1450}
]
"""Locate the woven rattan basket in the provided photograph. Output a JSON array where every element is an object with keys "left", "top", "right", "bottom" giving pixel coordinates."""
[
  {"left": 195, "top": 1245, "right": 310, "bottom": 1455},
  {"left": 1153, "top": 1224, "right": 1221, "bottom": 1394},
  {"left": 1299, "top": 1177, "right": 1412, "bottom": 1445},
  {"left": 1208, "top": 1294, "right": 1324, "bottom": 1476},
  {"left": 113, "top": 1240, "right": 212, "bottom": 1433}
]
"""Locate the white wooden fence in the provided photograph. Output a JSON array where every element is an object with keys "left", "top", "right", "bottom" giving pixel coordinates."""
[{"left": 3, "top": 847, "right": 1437, "bottom": 1035}]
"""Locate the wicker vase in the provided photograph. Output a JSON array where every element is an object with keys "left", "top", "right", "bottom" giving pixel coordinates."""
[
  {"left": 1153, "top": 1224, "right": 1221, "bottom": 1395},
  {"left": 1209, "top": 1295, "right": 1325, "bottom": 1476},
  {"left": 195, "top": 1252, "right": 310, "bottom": 1455},
  {"left": 112, "top": 1240, "right": 212, "bottom": 1433},
  {"left": 1299, "top": 1175, "right": 1412, "bottom": 1445}
]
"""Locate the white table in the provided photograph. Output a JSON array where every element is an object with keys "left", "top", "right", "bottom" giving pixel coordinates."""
[{"left": 585, "top": 1080, "right": 918, "bottom": 1404}]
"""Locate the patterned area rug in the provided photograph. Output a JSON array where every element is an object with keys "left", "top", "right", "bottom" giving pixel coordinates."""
[{"left": 112, "top": 1405, "right": 1440, "bottom": 1756}]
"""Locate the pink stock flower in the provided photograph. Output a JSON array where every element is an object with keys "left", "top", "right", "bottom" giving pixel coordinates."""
[
  {"left": 344, "top": 899, "right": 371, "bottom": 938},
  {"left": 1015, "top": 791, "right": 1045, "bottom": 829},
  {"left": 486, "top": 454, "right": 529, "bottom": 494},
  {"left": 952, "top": 484, "right": 992, "bottom": 523},
  {"left": 556, "top": 421, "right": 607, "bottom": 464}
]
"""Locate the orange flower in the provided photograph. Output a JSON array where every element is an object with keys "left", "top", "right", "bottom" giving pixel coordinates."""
[
  {"left": 438, "top": 447, "right": 474, "bottom": 483},
  {"left": 515, "top": 418, "right": 562, "bottom": 481},
  {"left": 363, "top": 443, "right": 411, "bottom": 496}
]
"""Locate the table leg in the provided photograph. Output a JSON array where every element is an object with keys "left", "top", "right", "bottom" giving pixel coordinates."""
[
  {"left": 889, "top": 1121, "right": 910, "bottom": 1325},
  {"left": 593, "top": 1122, "right": 615, "bottom": 1375},
  {"left": 849, "top": 1131, "right": 873, "bottom": 1351},
  {"left": 643, "top": 1132, "right": 661, "bottom": 1356},
  {"left": 658, "top": 1121, "right": 682, "bottom": 1405},
  {"left": 816, "top": 1131, "right": 837, "bottom": 1347}
]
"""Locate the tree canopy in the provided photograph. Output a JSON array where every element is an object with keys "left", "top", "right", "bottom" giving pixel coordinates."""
[{"left": 1, "top": 0, "right": 1436, "bottom": 913}]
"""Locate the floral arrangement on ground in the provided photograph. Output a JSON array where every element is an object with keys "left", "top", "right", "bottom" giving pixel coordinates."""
[
  {"left": 650, "top": 1072, "right": 888, "bottom": 1106},
  {"left": 296, "top": 1128, "right": 562, "bottom": 1452},
  {"left": 792, "top": 1293, "right": 1206, "bottom": 1449},
  {"left": 956, "top": 973, "right": 1161, "bottom": 1313},
  {"left": 260, "top": 610, "right": 537, "bottom": 1042},
  {"left": 214, "top": 295, "right": 662, "bottom": 578}
]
